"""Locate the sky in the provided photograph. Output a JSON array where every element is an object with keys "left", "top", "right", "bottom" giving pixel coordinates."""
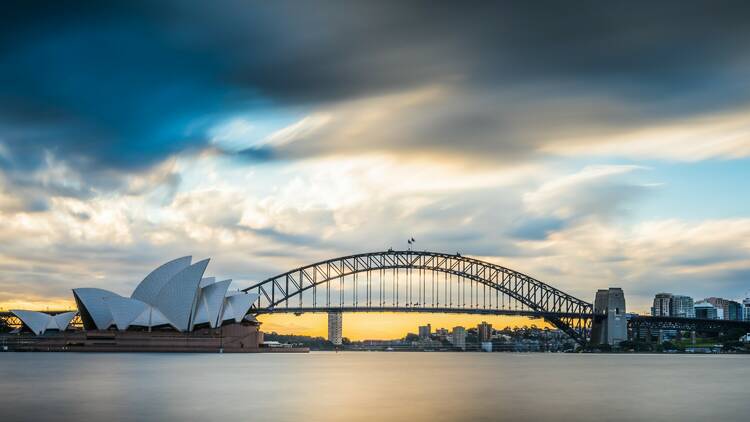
[{"left": 1, "top": 1, "right": 750, "bottom": 339}]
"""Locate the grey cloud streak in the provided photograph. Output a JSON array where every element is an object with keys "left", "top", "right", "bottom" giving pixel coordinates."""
[{"left": 2, "top": 1, "right": 750, "bottom": 175}]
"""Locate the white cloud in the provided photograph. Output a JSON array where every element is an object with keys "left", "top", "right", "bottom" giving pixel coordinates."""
[
  {"left": 262, "top": 113, "right": 332, "bottom": 147},
  {"left": 1, "top": 148, "right": 748, "bottom": 316},
  {"left": 523, "top": 164, "right": 653, "bottom": 220},
  {"left": 502, "top": 218, "right": 750, "bottom": 311},
  {"left": 209, "top": 118, "right": 256, "bottom": 152}
]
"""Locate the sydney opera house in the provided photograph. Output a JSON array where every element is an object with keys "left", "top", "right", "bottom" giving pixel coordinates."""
[{"left": 4, "top": 257, "right": 280, "bottom": 352}]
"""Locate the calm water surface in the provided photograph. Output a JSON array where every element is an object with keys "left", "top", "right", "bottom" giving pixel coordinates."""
[{"left": 1, "top": 352, "right": 748, "bottom": 422}]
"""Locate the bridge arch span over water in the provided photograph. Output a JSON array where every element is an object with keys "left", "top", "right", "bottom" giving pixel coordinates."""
[{"left": 244, "top": 251, "right": 594, "bottom": 344}]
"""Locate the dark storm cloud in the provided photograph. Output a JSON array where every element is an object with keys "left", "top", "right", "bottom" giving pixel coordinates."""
[{"left": 2, "top": 0, "right": 750, "bottom": 183}]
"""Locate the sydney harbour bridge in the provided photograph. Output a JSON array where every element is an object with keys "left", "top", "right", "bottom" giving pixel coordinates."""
[
  {"left": 243, "top": 250, "right": 595, "bottom": 344},
  {"left": 3, "top": 250, "right": 749, "bottom": 346},
  {"left": 241, "top": 250, "right": 750, "bottom": 346}
]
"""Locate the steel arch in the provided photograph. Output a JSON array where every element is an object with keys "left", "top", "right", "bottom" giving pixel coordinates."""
[{"left": 244, "top": 250, "right": 593, "bottom": 344}]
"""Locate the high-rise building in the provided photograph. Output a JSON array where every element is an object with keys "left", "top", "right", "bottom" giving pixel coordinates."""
[
  {"left": 651, "top": 293, "right": 672, "bottom": 317},
  {"left": 435, "top": 327, "right": 450, "bottom": 339},
  {"left": 694, "top": 302, "right": 719, "bottom": 320},
  {"left": 418, "top": 324, "right": 431, "bottom": 339},
  {"left": 327, "top": 312, "right": 343, "bottom": 345},
  {"left": 726, "top": 301, "right": 742, "bottom": 320},
  {"left": 698, "top": 297, "right": 742, "bottom": 320},
  {"left": 671, "top": 295, "right": 695, "bottom": 318},
  {"left": 591, "top": 287, "right": 627, "bottom": 346},
  {"left": 477, "top": 321, "right": 492, "bottom": 342},
  {"left": 451, "top": 326, "right": 466, "bottom": 350},
  {"left": 743, "top": 298, "right": 750, "bottom": 321}
]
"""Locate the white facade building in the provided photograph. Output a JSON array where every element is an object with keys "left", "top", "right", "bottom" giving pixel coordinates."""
[
  {"left": 451, "top": 326, "right": 466, "bottom": 350},
  {"left": 72, "top": 256, "right": 258, "bottom": 333},
  {"left": 328, "top": 311, "right": 343, "bottom": 345}
]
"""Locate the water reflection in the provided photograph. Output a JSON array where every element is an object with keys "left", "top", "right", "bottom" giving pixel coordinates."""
[{"left": 1, "top": 353, "right": 748, "bottom": 421}]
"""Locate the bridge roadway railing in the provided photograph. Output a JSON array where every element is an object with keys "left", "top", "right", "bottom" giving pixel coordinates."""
[{"left": 254, "top": 306, "right": 593, "bottom": 319}]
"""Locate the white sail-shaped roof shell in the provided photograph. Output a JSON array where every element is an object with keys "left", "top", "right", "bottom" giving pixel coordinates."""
[
  {"left": 130, "top": 306, "right": 170, "bottom": 327},
  {"left": 104, "top": 296, "right": 149, "bottom": 331},
  {"left": 155, "top": 259, "right": 209, "bottom": 331},
  {"left": 199, "top": 277, "right": 216, "bottom": 288},
  {"left": 11, "top": 310, "right": 51, "bottom": 335},
  {"left": 69, "top": 256, "right": 257, "bottom": 333},
  {"left": 221, "top": 292, "right": 259, "bottom": 323},
  {"left": 73, "top": 288, "right": 120, "bottom": 330},
  {"left": 53, "top": 312, "right": 77, "bottom": 331},
  {"left": 131, "top": 256, "right": 192, "bottom": 305},
  {"left": 192, "top": 279, "right": 231, "bottom": 329},
  {"left": 10, "top": 310, "right": 77, "bottom": 335}
]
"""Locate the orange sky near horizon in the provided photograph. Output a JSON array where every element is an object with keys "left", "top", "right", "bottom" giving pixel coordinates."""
[{"left": 253, "top": 313, "right": 551, "bottom": 340}]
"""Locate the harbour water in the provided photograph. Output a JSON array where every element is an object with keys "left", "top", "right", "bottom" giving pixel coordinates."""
[{"left": 1, "top": 352, "right": 748, "bottom": 421}]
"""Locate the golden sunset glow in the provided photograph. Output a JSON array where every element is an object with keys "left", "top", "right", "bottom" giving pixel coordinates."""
[{"left": 258, "top": 313, "right": 550, "bottom": 341}]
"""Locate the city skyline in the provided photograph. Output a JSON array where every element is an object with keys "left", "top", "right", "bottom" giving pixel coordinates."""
[{"left": 2, "top": 2, "right": 750, "bottom": 339}]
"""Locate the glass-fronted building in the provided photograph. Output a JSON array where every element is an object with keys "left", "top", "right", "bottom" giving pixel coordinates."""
[
  {"left": 671, "top": 295, "right": 695, "bottom": 318},
  {"left": 694, "top": 302, "right": 719, "bottom": 319}
]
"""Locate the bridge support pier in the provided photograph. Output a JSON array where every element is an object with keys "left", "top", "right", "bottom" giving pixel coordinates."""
[{"left": 590, "top": 288, "right": 627, "bottom": 346}]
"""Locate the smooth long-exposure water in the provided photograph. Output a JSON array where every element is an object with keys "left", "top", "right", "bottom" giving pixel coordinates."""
[{"left": 1, "top": 352, "right": 748, "bottom": 422}]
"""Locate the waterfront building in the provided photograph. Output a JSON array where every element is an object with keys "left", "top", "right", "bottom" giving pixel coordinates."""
[
  {"left": 697, "top": 297, "right": 742, "bottom": 320},
  {"left": 12, "top": 257, "right": 258, "bottom": 335},
  {"left": 7, "top": 257, "right": 271, "bottom": 352},
  {"left": 743, "top": 298, "right": 750, "bottom": 321},
  {"left": 418, "top": 324, "right": 431, "bottom": 339},
  {"left": 671, "top": 295, "right": 695, "bottom": 318},
  {"left": 651, "top": 293, "right": 672, "bottom": 317},
  {"left": 694, "top": 302, "right": 719, "bottom": 319},
  {"left": 477, "top": 321, "right": 492, "bottom": 342},
  {"left": 650, "top": 293, "right": 694, "bottom": 318},
  {"left": 328, "top": 311, "right": 343, "bottom": 345},
  {"left": 727, "top": 300, "right": 742, "bottom": 320},
  {"left": 435, "top": 327, "right": 449, "bottom": 340},
  {"left": 591, "top": 287, "right": 627, "bottom": 346},
  {"left": 451, "top": 326, "right": 466, "bottom": 350}
]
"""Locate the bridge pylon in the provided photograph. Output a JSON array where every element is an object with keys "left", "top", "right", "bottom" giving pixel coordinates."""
[{"left": 590, "top": 288, "right": 627, "bottom": 346}]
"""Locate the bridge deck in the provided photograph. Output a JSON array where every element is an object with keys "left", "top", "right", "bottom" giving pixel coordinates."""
[
  {"left": 254, "top": 306, "right": 593, "bottom": 319},
  {"left": 630, "top": 315, "right": 750, "bottom": 332}
]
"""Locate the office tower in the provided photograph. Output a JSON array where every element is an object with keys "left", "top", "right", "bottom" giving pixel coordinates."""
[
  {"left": 451, "top": 326, "right": 466, "bottom": 350},
  {"left": 418, "top": 324, "right": 431, "bottom": 339},
  {"left": 477, "top": 321, "right": 492, "bottom": 342},
  {"left": 328, "top": 311, "right": 343, "bottom": 345}
]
